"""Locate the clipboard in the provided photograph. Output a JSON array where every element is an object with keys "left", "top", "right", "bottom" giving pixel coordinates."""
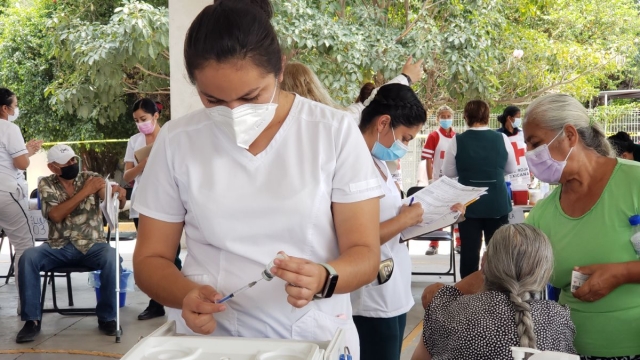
[{"left": 134, "top": 144, "right": 153, "bottom": 163}]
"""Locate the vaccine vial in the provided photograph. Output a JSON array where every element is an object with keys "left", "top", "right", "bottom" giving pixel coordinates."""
[{"left": 262, "top": 253, "right": 287, "bottom": 281}]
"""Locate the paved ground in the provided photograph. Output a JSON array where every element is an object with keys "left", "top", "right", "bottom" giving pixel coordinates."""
[{"left": 0, "top": 226, "right": 458, "bottom": 359}]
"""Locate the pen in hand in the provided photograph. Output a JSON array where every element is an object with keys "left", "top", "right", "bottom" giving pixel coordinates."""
[{"left": 409, "top": 197, "right": 415, "bottom": 206}]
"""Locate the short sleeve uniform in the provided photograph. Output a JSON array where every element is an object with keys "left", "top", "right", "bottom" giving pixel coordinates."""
[
  {"left": 133, "top": 96, "right": 383, "bottom": 358},
  {"left": 0, "top": 120, "right": 28, "bottom": 195},
  {"left": 123, "top": 133, "right": 147, "bottom": 218}
]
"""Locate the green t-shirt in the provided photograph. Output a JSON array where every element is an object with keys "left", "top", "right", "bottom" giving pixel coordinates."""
[{"left": 526, "top": 159, "right": 640, "bottom": 357}]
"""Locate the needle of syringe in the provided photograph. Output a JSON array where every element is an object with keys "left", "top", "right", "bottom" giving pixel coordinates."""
[{"left": 216, "top": 278, "right": 262, "bottom": 304}]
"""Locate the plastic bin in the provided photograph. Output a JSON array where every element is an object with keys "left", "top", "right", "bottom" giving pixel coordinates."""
[{"left": 89, "top": 270, "right": 133, "bottom": 307}]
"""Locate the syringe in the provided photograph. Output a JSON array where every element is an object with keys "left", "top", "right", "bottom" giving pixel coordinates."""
[{"left": 215, "top": 279, "right": 262, "bottom": 304}]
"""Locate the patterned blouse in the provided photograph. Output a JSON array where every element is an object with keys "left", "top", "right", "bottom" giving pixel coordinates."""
[
  {"left": 423, "top": 285, "right": 576, "bottom": 360},
  {"left": 38, "top": 172, "right": 105, "bottom": 254}
]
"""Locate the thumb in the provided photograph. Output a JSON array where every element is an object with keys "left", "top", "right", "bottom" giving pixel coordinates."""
[
  {"left": 574, "top": 265, "right": 594, "bottom": 275},
  {"left": 199, "top": 285, "right": 222, "bottom": 303}
]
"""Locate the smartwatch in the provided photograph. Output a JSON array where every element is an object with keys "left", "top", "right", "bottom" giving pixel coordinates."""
[{"left": 314, "top": 263, "right": 338, "bottom": 299}]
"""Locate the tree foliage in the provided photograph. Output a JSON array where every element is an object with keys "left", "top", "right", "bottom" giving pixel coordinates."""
[{"left": 275, "top": 0, "right": 640, "bottom": 108}]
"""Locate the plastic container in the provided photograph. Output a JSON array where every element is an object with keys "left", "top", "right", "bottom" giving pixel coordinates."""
[
  {"left": 629, "top": 215, "right": 640, "bottom": 256},
  {"left": 529, "top": 189, "right": 542, "bottom": 205},
  {"left": 89, "top": 269, "right": 133, "bottom": 307},
  {"left": 512, "top": 184, "right": 529, "bottom": 206}
]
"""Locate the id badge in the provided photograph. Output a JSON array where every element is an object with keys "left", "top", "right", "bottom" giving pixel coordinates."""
[{"left": 377, "top": 258, "right": 394, "bottom": 285}]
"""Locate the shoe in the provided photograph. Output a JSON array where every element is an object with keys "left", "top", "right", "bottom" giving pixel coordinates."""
[
  {"left": 98, "top": 320, "right": 122, "bottom": 336},
  {"left": 426, "top": 246, "right": 438, "bottom": 255},
  {"left": 138, "top": 304, "right": 166, "bottom": 320},
  {"left": 16, "top": 320, "right": 41, "bottom": 343},
  {"left": 454, "top": 246, "right": 461, "bottom": 254}
]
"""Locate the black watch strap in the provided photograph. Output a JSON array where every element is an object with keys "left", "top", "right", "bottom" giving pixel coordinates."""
[
  {"left": 314, "top": 263, "right": 338, "bottom": 299},
  {"left": 401, "top": 73, "right": 413, "bottom": 85}
]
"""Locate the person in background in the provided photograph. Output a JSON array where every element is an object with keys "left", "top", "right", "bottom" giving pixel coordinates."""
[
  {"left": 412, "top": 224, "right": 576, "bottom": 360},
  {"left": 497, "top": 105, "right": 534, "bottom": 189},
  {"left": 521, "top": 94, "right": 640, "bottom": 359},
  {"left": 608, "top": 131, "right": 640, "bottom": 162},
  {"left": 17, "top": 145, "right": 126, "bottom": 342},
  {"left": 132, "top": 1, "right": 382, "bottom": 358},
  {"left": 496, "top": 105, "right": 521, "bottom": 137},
  {"left": 345, "top": 56, "right": 423, "bottom": 124},
  {"left": 281, "top": 62, "right": 341, "bottom": 109},
  {"left": 0, "top": 88, "right": 42, "bottom": 312},
  {"left": 422, "top": 105, "right": 461, "bottom": 255},
  {"left": 442, "top": 100, "right": 517, "bottom": 279},
  {"left": 353, "top": 83, "right": 448, "bottom": 360},
  {"left": 123, "top": 98, "right": 182, "bottom": 321}
]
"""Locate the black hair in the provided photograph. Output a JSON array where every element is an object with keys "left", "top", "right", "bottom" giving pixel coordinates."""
[
  {"left": 356, "top": 83, "right": 375, "bottom": 104},
  {"left": 464, "top": 100, "right": 490, "bottom": 126},
  {"left": 184, "top": 0, "right": 282, "bottom": 84},
  {"left": 0, "top": 88, "right": 15, "bottom": 108},
  {"left": 132, "top": 98, "right": 162, "bottom": 116},
  {"left": 359, "top": 83, "right": 426, "bottom": 132},
  {"left": 213, "top": 0, "right": 273, "bottom": 19},
  {"left": 608, "top": 132, "right": 634, "bottom": 156},
  {"left": 497, "top": 105, "right": 521, "bottom": 126}
]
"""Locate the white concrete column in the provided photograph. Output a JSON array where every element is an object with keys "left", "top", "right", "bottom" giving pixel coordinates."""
[{"left": 169, "top": 0, "right": 212, "bottom": 119}]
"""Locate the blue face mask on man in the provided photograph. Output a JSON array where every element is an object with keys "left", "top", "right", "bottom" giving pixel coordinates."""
[{"left": 371, "top": 127, "right": 409, "bottom": 161}]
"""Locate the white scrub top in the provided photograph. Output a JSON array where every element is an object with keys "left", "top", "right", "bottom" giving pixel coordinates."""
[
  {"left": 134, "top": 96, "right": 384, "bottom": 358},
  {"left": 123, "top": 132, "right": 148, "bottom": 219},
  {"left": 351, "top": 158, "right": 414, "bottom": 318},
  {"left": 0, "top": 120, "right": 28, "bottom": 196}
]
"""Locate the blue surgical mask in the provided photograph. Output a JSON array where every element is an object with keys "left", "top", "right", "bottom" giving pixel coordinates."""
[
  {"left": 440, "top": 119, "right": 453, "bottom": 130},
  {"left": 513, "top": 117, "right": 522, "bottom": 128},
  {"left": 371, "top": 127, "right": 409, "bottom": 161}
]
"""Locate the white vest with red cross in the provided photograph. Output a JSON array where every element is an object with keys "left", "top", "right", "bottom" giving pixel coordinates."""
[
  {"left": 506, "top": 131, "right": 530, "bottom": 184},
  {"left": 433, "top": 131, "right": 454, "bottom": 180}
]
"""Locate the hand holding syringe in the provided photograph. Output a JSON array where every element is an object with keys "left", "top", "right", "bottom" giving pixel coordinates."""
[{"left": 215, "top": 253, "right": 288, "bottom": 304}]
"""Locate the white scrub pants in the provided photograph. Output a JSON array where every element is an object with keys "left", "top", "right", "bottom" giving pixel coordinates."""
[{"left": 0, "top": 189, "right": 34, "bottom": 288}]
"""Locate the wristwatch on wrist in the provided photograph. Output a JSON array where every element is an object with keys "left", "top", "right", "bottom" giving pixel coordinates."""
[
  {"left": 401, "top": 73, "right": 413, "bottom": 85},
  {"left": 314, "top": 263, "right": 339, "bottom": 299}
]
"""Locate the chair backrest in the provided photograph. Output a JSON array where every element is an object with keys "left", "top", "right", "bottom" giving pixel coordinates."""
[{"left": 407, "top": 186, "right": 424, "bottom": 198}]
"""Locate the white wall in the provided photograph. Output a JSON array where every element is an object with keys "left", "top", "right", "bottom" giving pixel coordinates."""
[{"left": 169, "top": 0, "right": 212, "bottom": 119}]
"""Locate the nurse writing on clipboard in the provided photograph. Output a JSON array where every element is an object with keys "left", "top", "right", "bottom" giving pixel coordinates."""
[{"left": 132, "top": 1, "right": 382, "bottom": 358}]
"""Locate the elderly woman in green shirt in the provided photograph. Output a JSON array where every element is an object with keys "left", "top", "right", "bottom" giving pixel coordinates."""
[{"left": 523, "top": 94, "right": 640, "bottom": 359}]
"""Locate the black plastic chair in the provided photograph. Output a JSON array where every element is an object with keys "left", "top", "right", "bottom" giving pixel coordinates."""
[{"left": 405, "top": 186, "right": 457, "bottom": 282}]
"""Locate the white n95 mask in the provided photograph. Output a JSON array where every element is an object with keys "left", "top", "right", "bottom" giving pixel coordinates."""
[
  {"left": 207, "top": 82, "right": 278, "bottom": 149},
  {"left": 8, "top": 107, "right": 19, "bottom": 122}
]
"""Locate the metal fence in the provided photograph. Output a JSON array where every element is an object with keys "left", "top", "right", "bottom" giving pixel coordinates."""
[{"left": 399, "top": 109, "right": 640, "bottom": 190}]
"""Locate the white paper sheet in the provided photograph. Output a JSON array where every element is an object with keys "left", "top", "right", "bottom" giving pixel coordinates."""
[{"left": 400, "top": 176, "right": 488, "bottom": 240}]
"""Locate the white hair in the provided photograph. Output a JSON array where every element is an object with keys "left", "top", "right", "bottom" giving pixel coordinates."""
[
  {"left": 483, "top": 224, "right": 554, "bottom": 349},
  {"left": 524, "top": 94, "right": 613, "bottom": 157}
]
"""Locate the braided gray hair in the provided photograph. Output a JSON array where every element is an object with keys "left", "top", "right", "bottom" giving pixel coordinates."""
[
  {"left": 524, "top": 94, "right": 614, "bottom": 157},
  {"left": 483, "top": 224, "right": 554, "bottom": 349}
]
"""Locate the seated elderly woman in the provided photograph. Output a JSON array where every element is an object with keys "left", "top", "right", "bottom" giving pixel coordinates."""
[{"left": 412, "top": 224, "right": 576, "bottom": 360}]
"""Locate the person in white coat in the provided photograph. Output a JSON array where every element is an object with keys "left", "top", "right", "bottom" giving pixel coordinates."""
[
  {"left": 0, "top": 88, "right": 42, "bottom": 301},
  {"left": 132, "top": 2, "right": 382, "bottom": 359},
  {"left": 351, "top": 83, "right": 465, "bottom": 360},
  {"left": 123, "top": 98, "right": 182, "bottom": 321}
]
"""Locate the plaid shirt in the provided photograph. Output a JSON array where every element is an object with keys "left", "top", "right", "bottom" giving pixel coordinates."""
[{"left": 38, "top": 172, "right": 105, "bottom": 254}]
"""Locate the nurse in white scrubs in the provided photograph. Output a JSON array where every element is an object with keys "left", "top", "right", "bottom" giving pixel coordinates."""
[
  {"left": 351, "top": 83, "right": 465, "bottom": 360},
  {"left": 0, "top": 88, "right": 42, "bottom": 304},
  {"left": 132, "top": 1, "right": 382, "bottom": 358}
]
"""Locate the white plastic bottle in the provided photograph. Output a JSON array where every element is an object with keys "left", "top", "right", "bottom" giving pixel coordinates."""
[{"left": 629, "top": 215, "right": 640, "bottom": 256}]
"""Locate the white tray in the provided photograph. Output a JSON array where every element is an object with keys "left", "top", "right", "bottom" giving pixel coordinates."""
[{"left": 122, "top": 336, "right": 320, "bottom": 360}]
